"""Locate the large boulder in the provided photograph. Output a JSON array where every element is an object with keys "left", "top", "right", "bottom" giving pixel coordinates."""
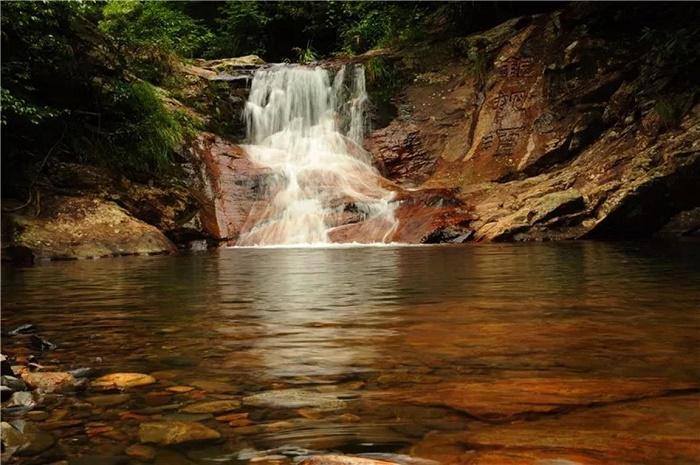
[{"left": 2, "top": 196, "right": 176, "bottom": 262}]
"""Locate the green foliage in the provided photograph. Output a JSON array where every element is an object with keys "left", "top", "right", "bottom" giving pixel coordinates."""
[
  {"left": 293, "top": 43, "right": 318, "bottom": 64},
  {"left": 104, "top": 82, "right": 188, "bottom": 176},
  {"left": 340, "top": 2, "right": 430, "bottom": 54},
  {"left": 206, "top": 1, "right": 270, "bottom": 57},
  {"left": 100, "top": 1, "right": 212, "bottom": 58}
]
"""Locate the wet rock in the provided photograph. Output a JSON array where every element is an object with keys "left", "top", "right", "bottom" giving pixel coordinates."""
[
  {"left": 411, "top": 394, "right": 700, "bottom": 465},
  {"left": 6, "top": 391, "right": 36, "bottom": 409},
  {"left": 2, "top": 375, "right": 28, "bottom": 392},
  {"left": 4, "top": 196, "right": 176, "bottom": 261},
  {"left": 125, "top": 444, "right": 156, "bottom": 462},
  {"left": 162, "top": 413, "right": 213, "bottom": 422},
  {"left": 1, "top": 420, "right": 55, "bottom": 456},
  {"left": 8, "top": 324, "right": 36, "bottom": 336},
  {"left": 26, "top": 411, "right": 49, "bottom": 421},
  {"left": 298, "top": 455, "right": 400, "bottom": 465},
  {"left": 68, "top": 368, "right": 95, "bottom": 379},
  {"left": 180, "top": 399, "right": 241, "bottom": 414},
  {"left": 405, "top": 377, "right": 699, "bottom": 421},
  {"left": 22, "top": 371, "right": 78, "bottom": 393},
  {"left": 30, "top": 334, "right": 57, "bottom": 351},
  {"left": 166, "top": 385, "right": 195, "bottom": 393},
  {"left": 86, "top": 393, "right": 131, "bottom": 407},
  {"left": 138, "top": 421, "right": 221, "bottom": 445},
  {"left": 92, "top": 373, "right": 156, "bottom": 390},
  {"left": 1, "top": 354, "right": 14, "bottom": 377},
  {"left": 68, "top": 456, "right": 129, "bottom": 465},
  {"left": 243, "top": 389, "right": 347, "bottom": 410},
  {"left": 190, "top": 380, "right": 237, "bottom": 393}
]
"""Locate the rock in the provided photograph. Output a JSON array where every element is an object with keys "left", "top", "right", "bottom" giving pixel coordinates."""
[
  {"left": 187, "top": 133, "right": 273, "bottom": 241},
  {"left": 180, "top": 399, "right": 241, "bottom": 414},
  {"left": 297, "top": 456, "right": 400, "bottom": 465},
  {"left": 26, "top": 411, "right": 49, "bottom": 421},
  {"left": 402, "top": 377, "right": 699, "bottom": 421},
  {"left": 166, "top": 385, "right": 195, "bottom": 393},
  {"left": 22, "top": 372, "right": 78, "bottom": 393},
  {"left": 138, "top": 421, "right": 221, "bottom": 445},
  {"left": 657, "top": 207, "right": 700, "bottom": 237},
  {"left": 92, "top": 373, "right": 156, "bottom": 390},
  {"left": 1, "top": 375, "right": 27, "bottom": 392},
  {"left": 243, "top": 389, "right": 347, "bottom": 410},
  {"left": 68, "top": 368, "right": 95, "bottom": 379},
  {"left": 30, "top": 334, "right": 57, "bottom": 351},
  {"left": 189, "top": 380, "right": 237, "bottom": 393},
  {"left": 411, "top": 394, "right": 700, "bottom": 465},
  {"left": 8, "top": 324, "right": 35, "bottom": 336},
  {"left": 126, "top": 444, "right": 156, "bottom": 462},
  {"left": 68, "top": 456, "right": 130, "bottom": 465},
  {"left": 86, "top": 393, "right": 131, "bottom": 407},
  {"left": 6, "top": 391, "right": 35, "bottom": 409},
  {"left": 4, "top": 196, "right": 176, "bottom": 261},
  {"left": 1, "top": 420, "right": 55, "bottom": 456}
]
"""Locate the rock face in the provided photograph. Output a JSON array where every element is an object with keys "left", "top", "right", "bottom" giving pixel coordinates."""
[
  {"left": 2, "top": 196, "right": 176, "bottom": 262},
  {"left": 187, "top": 132, "right": 273, "bottom": 242},
  {"left": 364, "top": 3, "right": 700, "bottom": 241}
]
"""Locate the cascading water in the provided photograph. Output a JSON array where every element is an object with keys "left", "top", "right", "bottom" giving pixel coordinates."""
[{"left": 235, "top": 64, "right": 398, "bottom": 246}]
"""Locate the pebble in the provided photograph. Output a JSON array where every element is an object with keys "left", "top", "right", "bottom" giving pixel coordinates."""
[
  {"left": 86, "top": 394, "right": 131, "bottom": 407},
  {"left": 125, "top": 444, "right": 156, "bottom": 462},
  {"left": 92, "top": 373, "right": 156, "bottom": 390},
  {"left": 166, "top": 385, "right": 195, "bottom": 393}
]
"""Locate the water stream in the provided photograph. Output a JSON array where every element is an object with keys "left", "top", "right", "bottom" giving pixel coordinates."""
[{"left": 236, "top": 65, "right": 398, "bottom": 246}]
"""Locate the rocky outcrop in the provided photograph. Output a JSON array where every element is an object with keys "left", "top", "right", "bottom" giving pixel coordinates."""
[
  {"left": 187, "top": 132, "right": 273, "bottom": 242},
  {"left": 2, "top": 196, "right": 176, "bottom": 263},
  {"left": 365, "top": 3, "right": 700, "bottom": 241}
]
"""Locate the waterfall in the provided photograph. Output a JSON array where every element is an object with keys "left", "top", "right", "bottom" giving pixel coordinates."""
[{"left": 235, "top": 64, "right": 398, "bottom": 246}]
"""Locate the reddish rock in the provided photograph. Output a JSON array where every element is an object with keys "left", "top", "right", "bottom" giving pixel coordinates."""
[{"left": 188, "top": 132, "right": 273, "bottom": 241}]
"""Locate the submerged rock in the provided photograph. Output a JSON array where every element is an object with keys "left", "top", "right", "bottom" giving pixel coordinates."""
[
  {"left": 92, "top": 373, "right": 156, "bottom": 390},
  {"left": 125, "top": 444, "right": 156, "bottom": 462},
  {"left": 180, "top": 399, "right": 241, "bottom": 414},
  {"left": 138, "top": 421, "right": 221, "bottom": 445},
  {"left": 1, "top": 420, "right": 55, "bottom": 456},
  {"left": 22, "top": 371, "right": 78, "bottom": 393},
  {"left": 243, "top": 389, "right": 348, "bottom": 410},
  {"left": 86, "top": 393, "right": 131, "bottom": 407}
]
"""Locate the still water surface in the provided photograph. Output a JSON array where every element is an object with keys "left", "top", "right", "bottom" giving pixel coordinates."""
[{"left": 2, "top": 242, "right": 700, "bottom": 462}]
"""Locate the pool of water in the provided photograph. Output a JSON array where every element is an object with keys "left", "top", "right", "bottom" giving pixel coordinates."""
[{"left": 2, "top": 242, "right": 700, "bottom": 464}]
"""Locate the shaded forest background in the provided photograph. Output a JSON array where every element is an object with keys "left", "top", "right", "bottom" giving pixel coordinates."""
[{"left": 1, "top": 1, "right": 562, "bottom": 197}]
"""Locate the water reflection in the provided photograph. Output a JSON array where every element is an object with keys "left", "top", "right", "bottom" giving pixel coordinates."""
[{"left": 2, "top": 242, "right": 699, "bottom": 459}]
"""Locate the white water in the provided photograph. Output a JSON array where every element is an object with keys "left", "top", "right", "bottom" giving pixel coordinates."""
[{"left": 235, "top": 64, "right": 398, "bottom": 246}]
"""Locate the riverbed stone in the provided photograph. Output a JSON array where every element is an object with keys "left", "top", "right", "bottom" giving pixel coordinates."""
[
  {"left": 92, "top": 373, "right": 156, "bottom": 390},
  {"left": 167, "top": 385, "right": 195, "bottom": 393},
  {"left": 297, "top": 455, "right": 401, "bottom": 465},
  {"left": 180, "top": 399, "right": 241, "bottom": 414},
  {"left": 411, "top": 394, "right": 700, "bottom": 465},
  {"left": 2, "top": 375, "right": 28, "bottom": 392},
  {"left": 86, "top": 393, "right": 131, "bottom": 407},
  {"left": 138, "top": 421, "right": 221, "bottom": 445},
  {"left": 22, "top": 371, "right": 78, "bottom": 393},
  {"left": 125, "top": 444, "right": 156, "bottom": 462},
  {"left": 405, "top": 376, "right": 700, "bottom": 420},
  {"left": 190, "top": 380, "right": 237, "bottom": 393},
  {"left": 1, "top": 420, "right": 56, "bottom": 456},
  {"left": 6, "top": 391, "right": 36, "bottom": 409},
  {"left": 243, "top": 389, "right": 346, "bottom": 410}
]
